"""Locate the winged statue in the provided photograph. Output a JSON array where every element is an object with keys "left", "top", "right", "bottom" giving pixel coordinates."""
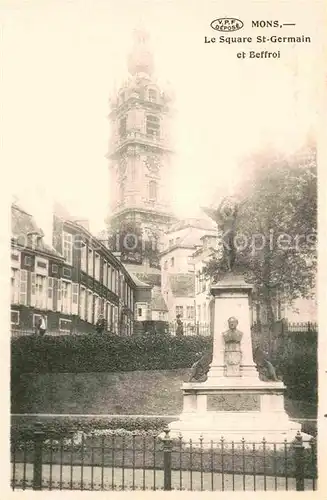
[{"left": 201, "top": 196, "right": 240, "bottom": 272}]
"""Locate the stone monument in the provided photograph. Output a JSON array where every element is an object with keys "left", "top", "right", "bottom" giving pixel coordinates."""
[{"left": 167, "top": 197, "right": 310, "bottom": 443}]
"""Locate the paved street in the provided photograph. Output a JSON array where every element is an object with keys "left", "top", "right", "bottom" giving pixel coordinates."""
[{"left": 12, "top": 463, "right": 316, "bottom": 491}]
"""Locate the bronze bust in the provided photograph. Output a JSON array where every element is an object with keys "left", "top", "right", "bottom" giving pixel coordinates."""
[{"left": 223, "top": 317, "right": 243, "bottom": 377}]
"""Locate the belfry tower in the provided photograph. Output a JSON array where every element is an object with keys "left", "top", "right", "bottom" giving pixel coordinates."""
[{"left": 107, "top": 29, "right": 176, "bottom": 285}]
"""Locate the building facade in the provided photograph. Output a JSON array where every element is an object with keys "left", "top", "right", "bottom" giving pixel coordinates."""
[
  {"left": 106, "top": 29, "right": 177, "bottom": 286},
  {"left": 193, "top": 234, "right": 219, "bottom": 334},
  {"left": 160, "top": 219, "right": 216, "bottom": 329},
  {"left": 11, "top": 204, "right": 66, "bottom": 333},
  {"left": 11, "top": 203, "right": 153, "bottom": 335},
  {"left": 52, "top": 213, "right": 137, "bottom": 335}
]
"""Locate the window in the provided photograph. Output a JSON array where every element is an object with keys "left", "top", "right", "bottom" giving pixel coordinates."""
[
  {"left": 146, "top": 115, "right": 160, "bottom": 137},
  {"left": 48, "top": 277, "right": 54, "bottom": 310},
  {"left": 11, "top": 268, "right": 20, "bottom": 304},
  {"left": 186, "top": 306, "right": 195, "bottom": 320},
  {"left": 63, "top": 232, "right": 73, "bottom": 265},
  {"left": 80, "top": 287, "right": 86, "bottom": 320},
  {"left": 61, "top": 281, "right": 72, "bottom": 315},
  {"left": 59, "top": 318, "right": 72, "bottom": 334},
  {"left": 24, "top": 256, "right": 32, "bottom": 267},
  {"left": 88, "top": 249, "right": 93, "bottom": 276},
  {"left": 56, "top": 279, "right": 62, "bottom": 312},
  {"left": 94, "top": 295, "right": 100, "bottom": 324},
  {"left": 11, "top": 310, "right": 19, "bottom": 326},
  {"left": 130, "top": 289, "right": 134, "bottom": 311},
  {"left": 81, "top": 244, "right": 87, "bottom": 272},
  {"left": 164, "top": 260, "right": 168, "bottom": 270},
  {"left": 149, "top": 180, "right": 157, "bottom": 201},
  {"left": 148, "top": 89, "right": 157, "bottom": 102},
  {"left": 115, "top": 271, "right": 119, "bottom": 295},
  {"left": 113, "top": 306, "right": 118, "bottom": 334},
  {"left": 94, "top": 253, "right": 100, "bottom": 281},
  {"left": 138, "top": 307, "right": 143, "bottom": 317},
  {"left": 33, "top": 314, "right": 47, "bottom": 328},
  {"left": 11, "top": 252, "right": 19, "bottom": 262},
  {"left": 35, "top": 274, "right": 47, "bottom": 309},
  {"left": 63, "top": 267, "right": 72, "bottom": 279},
  {"left": 171, "top": 257, "right": 174, "bottom": 267},
  {"left": 52, "top": 264, "right": 59, "bottom": 274},
  {"left": 72, "top": 283, "right": 79, "bottom": 314},
  {"left": 108, "top": 265, "right": 112, "bottom": 290},
  {"left": 119, "top": 117, "right": 127, "bottom": 138},
  {"left": 87, "top": 291, "right": 93, "bottom": 323},
  {"left": 107, "top": 303, "right": 113, "bottom": 329},
  {"left": 176, "top": 306, "right": 183, "bottom": 318},
  {"left": 103, "top": 261, "right": 108, "bottom": 287}
]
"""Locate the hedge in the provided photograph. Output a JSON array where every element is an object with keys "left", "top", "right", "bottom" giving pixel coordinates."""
[
  {"left": 11, "top": 334, "right": 212, "bottom": 375},
  {"left": 11, "top": 334, "right": 317, "bottom": 405},
  {"left": 276, "top": 351, "right": 317, "bottom": 403},
  {"left": 11, "top": 415, "right": 171, "bottom": 440}
]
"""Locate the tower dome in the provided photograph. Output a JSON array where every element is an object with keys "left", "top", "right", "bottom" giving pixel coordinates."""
[{"left": 127, "top": 28, "right": 154, "bottom": 76}]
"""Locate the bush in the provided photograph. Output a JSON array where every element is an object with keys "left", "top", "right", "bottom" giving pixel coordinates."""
[
  {"left": 11, "top": 334, "right": 212, "bottom": 375},
  {"left": 11, "top": 415, "right": 171, "bottom": 440},
  {"left": 276, "top": 350, "right": 317, "bottom": 403}
]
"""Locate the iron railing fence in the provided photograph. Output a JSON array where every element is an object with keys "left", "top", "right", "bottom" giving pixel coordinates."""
[
  {"left": 12, "top": 321, "right": 317, "bottom": 339},
  {"left": 169, "top": 322, "right": 211, "bottom": 337},
  {"left": 11, "top": 322, "right": 213, "bottom": 338},
  {"left": 11, "top": 424, "right": 317, "bottom": 491}
]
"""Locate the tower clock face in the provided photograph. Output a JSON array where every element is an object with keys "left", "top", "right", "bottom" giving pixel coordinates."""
[{"left": 144, "top": 155, "right": 160, "bottom": 173}]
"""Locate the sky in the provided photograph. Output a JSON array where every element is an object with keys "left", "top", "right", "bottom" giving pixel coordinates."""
[{"left": 2, "top": 0, "right": 323, "bottom": 243}]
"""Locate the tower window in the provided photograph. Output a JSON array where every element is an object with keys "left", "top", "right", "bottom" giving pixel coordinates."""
[
  {"left": 146, "top": 115, "right": 160, "bottom": 138},
  {"left": 120, "top": 182, "right": 125, "bottom": 203},
  {"left": 149, "top": 180, "right": 157, "bottom": 201},
  {"left": 148, "top": 89, "right": 157, "bottom": 102},
  {"left": 119, "top": 117, "right": 127, "bottom": 138}
]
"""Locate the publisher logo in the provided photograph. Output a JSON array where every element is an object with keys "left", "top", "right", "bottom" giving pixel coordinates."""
[{"left": 210, "top": 18, "right": 244, "bottom": 32}]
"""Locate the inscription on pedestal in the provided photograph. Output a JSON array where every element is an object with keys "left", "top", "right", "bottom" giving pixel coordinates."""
[{"left": 207, "top": 394, "right": 260, "bottom": 412}]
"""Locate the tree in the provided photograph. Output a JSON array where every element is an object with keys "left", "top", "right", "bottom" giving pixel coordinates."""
[{"left": 204, "top": 142, "right": 317, "bottom": 325}]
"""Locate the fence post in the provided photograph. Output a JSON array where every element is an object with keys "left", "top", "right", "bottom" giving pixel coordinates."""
[
  {"left": 163, "top": 428, "right": 172, "bottom": 491},
  {"left": 33, "top": 421, "right": 45, "bottom": 490},
  {"left": 293, "top": 431, "right": 305, "bottom": 491}
]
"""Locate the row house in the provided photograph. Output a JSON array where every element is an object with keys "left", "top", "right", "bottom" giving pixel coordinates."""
[
  {"left": 11, "top": 203, "right": 66, "bottom": 332},
  {"left": 51, "top": 213, "right": 136, "bottom": 335},
  {"left": 10, "top": 203, "right": 144, "bottom": 335}
]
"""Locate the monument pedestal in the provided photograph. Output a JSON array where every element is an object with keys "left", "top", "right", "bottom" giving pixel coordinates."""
[
  {"left": 168, "top": 379, "right": 307, "bottom": 443},
  {"left": 167, "top": 275, "right": 310, "bottom": 444}
]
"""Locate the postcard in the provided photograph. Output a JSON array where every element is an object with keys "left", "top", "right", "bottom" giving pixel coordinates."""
[{"left": 3, "top": 0, "right": 325, "bottom": 495}]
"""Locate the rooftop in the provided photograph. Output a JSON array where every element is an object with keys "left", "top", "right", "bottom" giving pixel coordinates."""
[{"left": 11, "top": 203, "right": 63, "bottom": 259}]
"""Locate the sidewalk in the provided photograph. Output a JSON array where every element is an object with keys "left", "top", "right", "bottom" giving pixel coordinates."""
[{"left": 11, "top": 463, "right": 316, "bottom": 491}]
